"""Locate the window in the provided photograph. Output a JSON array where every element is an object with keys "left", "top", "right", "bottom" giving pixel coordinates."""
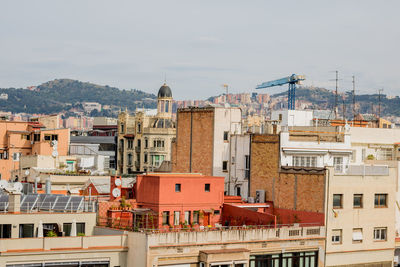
[
  {"left": 165, "top": 100, "right": 169, "bottom": 112},
  {"left": 137, "top": 123, "right": 141, "bottom": 133},
  {"left": 184, "top": 211, "right": 191, "bottom": 224},
  {"left": 223, "top": 131, "right": 229, "bottom": 141},
  {"left": 333, "top": 194, "right": 343, "bottom": 209},
  {"left": 222, "top": 161, "right": 228, "bottom": 172},
  {"left": 353, "top": 194, "right": 363, "bottom": 208},
  {"left": 19, "top": 224, "right": 34, "bottom": 238},
  {"left": 214, "top": 210, "right": 220, "bottom": 215},
  {"left": 0, "top": 224, "right": 11, "bottom": 238},
  {"left": 352, "top": 228, "right": 363, "bottom": 243},
  {"left": 162, "top": 211, "right": 170, "bottom": 225},
  {"left": 375, "top": 194, "right": 387, "bottom": 208},
  {"left": 152, "top": 155, "right": 164, "bottom": 167},
  {"left": 13, "top": 152, "right": 21, "bottom": 161},
  {"left": 44, "top": 134, "right": 58, "bottom": 141},
  {"left": 378, "top": 148, "right": 393, "bottom": 161},
  {"left": 245, "top": 155, "right": 250, "bottom": 179},
  {"left": 331, "top": 229, "right": 342, "bottom": 244},
  {"left": 374, "top": 227, "right": 387, "bottom": 241},
  {"left": 120, "top": 123, "right": 125, "bottom": 133},
  {"left": 127, "top": 140, "right": 134, "bottom": 149},
  {"left": 21, "top": 134, "right": 30, "bottom": 140},
  {"left": 205, "top": 184, "right": 210, "bottom": 192},
  {"left": 63, "top": 223, "right": 85, "bottom": 236},
  {"left": 292, "top": 156, "right": 317, "bottom": 167},
  {"left": 145, "top": 138, "right": 148, "bottom": 148},
  {"left": 153, "top": 140, "right": 164, "bottom": 148},
  {"left": 137, "top": 139, "right": 141, "bottom": 149},
  {"left": 144, "top": 153, "right": 148, "bottom": 163},
  {"left": 236, "top": 186, "right": 241, "bottom": 196},
  {"left": 33, "top": 133, "right": 40, "bottom": 142},
  {"left": 174, "top": 211, "right": 180, "bottom": 226},
  {"left": 127, "top": 153, "right": 133, "bottom": 166},
  {"left": 175, "top": 183, "right": 181, "bottom": 192},
  {"left": 193, "top": 211, "right": 200, "bottom": 224},
  {"left": 278, "top": 114, "right": 283, "bottom": 121},
  {"left": 334, "top": 157, "right": 344, "bottom": 173}
]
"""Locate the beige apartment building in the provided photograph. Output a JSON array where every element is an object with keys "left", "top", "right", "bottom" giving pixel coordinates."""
[
  {"left": 117, "top": 83, "right": 176, "bottom": 174},
  {"left": 325, "top": 165, "right": 396, "bottom": 266}
]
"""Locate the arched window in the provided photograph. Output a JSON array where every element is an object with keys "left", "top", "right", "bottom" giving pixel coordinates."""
[{"left": 165, "top": 100, "right": 169, "bottom": 113}]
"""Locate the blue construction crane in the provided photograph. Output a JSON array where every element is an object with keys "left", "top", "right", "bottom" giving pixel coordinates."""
[{"left": 256, "top": 74, "right": 305, "bottom": 110}]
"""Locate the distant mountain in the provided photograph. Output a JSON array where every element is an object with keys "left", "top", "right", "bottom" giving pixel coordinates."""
[
  {"left": 0, "top": 79, "right": 157, "bottom": 115},
  {"left": 274, "top": 86, "right": 400, "bottom": 117}
]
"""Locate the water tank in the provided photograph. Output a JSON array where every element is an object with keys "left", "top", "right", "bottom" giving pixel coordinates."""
[{"left": 255, "top": 190, "right": 266, "bottom": 203}]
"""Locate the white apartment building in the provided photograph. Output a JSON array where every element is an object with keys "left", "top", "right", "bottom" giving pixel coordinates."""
[{"left": 280, "top": 126, "right": 352, "bottom": 173}]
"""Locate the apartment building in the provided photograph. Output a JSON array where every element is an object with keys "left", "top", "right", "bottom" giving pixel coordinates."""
[
  {"left": 0, "top": 192, "right": 126, "bottom": 266},
  {"left": 117, "top": 83, "right": 176, "bottom": 174},
  {"left": 0, "top": 120, "right": 69, "bottom": 180},
  {"left": 171, "top": 106, "right": 242, "bottom": 193},
  {"left": 325, "top": 165, "right": 396, "bottom": 266}
]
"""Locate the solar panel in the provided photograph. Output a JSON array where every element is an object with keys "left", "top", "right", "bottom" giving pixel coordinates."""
[
  {"left": 20, "top": 194, "right": 39, "bottom": 212},
  {"left": 67, "top": 196, "right": 84, "bottom": 212},
  {"left": 39, "top": 194, "right": 60, "bottom": 211},
  {"left": 52, "top": 196, "right": 71, "bottom": 211},
  {"left": 0, "top": 194, "right": 9, "bottom": 211}
]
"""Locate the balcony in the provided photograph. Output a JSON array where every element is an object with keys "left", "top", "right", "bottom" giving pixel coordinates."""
[
  {"left": 335, "top": 164, "right": 389, "bottom": 176},
  {"left": 147, "top": 147, "right": 165, "bottom": 152},
  {"left": 0, "top": 234, "right": 127, "bottom": 253}
]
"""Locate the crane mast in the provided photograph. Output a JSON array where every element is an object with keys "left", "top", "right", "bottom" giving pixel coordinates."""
[{"left": 256, "top": 74, "right": 305, "bottom": 110}]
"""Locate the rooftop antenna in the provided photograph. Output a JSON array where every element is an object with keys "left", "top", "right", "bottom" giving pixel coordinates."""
[
  {"left": 329, "top": 71, "right": 341, "bottom": 119},
  {"left": 378, "top": 88, "right": 384, "bottom": 118},
  {"left": 352, "top": 75, "right": 356, "bottom": 123},
  {"left": 342, "top": 95, "right": 346, "bottom": 120}
]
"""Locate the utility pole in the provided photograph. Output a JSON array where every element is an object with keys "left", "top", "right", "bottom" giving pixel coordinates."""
[
  {"left": 335, "top": 71, "right": 339, "bottom": 119},
  {"left": 378, "top": 88, "right": 384, "bottom": 118},
  {"left": 352, "top": 75, "right": 356, "bottom": 122}
]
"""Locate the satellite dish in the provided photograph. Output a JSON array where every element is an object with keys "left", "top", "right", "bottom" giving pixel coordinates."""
[
  {"left": 114, "top": 178, "right": 122, "bottom": 186},
  {"left": 13, "top": 182, "right": 23, "bottom": 192},
  {"left": 112, "top": 187, "right": 121, "bottom": 198},
  {"left": 0, "top": 180, "right": 8, "bottom": 189},
  {"left": 50, "top": 140, "right": 58, "bottom": 147},
  {"left": 25, "top": 170, "right": 30, "bottom": 176},
  {"left": 52, "top": 150, "right": 58, "bottom": 158},
  {"left": 35, "top": 177, "right": 41, "bottom": 183}
]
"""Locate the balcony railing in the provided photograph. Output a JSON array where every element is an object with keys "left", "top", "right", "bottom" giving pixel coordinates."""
[
  {"left": 335, "top": 164, "right": 389, "bottom": 176},
  {"left": 0, "top": 234, "right": 127, "bottom": 253}
]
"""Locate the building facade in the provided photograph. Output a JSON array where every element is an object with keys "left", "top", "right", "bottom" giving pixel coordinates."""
[
  {"left": 117, "top": 84, "right": 176, "bottom": 174},
  {"left": 171, "top": 106, "right": 242, "bottom": 193}
]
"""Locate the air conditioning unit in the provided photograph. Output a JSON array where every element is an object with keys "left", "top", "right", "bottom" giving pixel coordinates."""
[{"left": 255, "top": 190, "right": 266, "bottom": 203}]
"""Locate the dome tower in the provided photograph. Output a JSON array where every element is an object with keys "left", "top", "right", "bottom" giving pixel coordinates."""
[{"left": 157, "top": 83, "right": 173, "bottom": 119}]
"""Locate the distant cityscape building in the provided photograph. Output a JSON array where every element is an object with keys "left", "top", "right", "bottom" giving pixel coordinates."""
[{"left": 117, "top": 83, "right": 176, "bottom": 174}]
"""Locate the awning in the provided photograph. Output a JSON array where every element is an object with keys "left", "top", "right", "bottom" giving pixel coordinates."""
[{"left": 124, "top": 134, "right": 135, "bottom": 138}]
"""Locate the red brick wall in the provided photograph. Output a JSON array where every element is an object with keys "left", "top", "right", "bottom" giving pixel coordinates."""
[
  {"left": 250, "top": 134, "right": 280, "bottom": 199},
  {"left": 274, "top": 208, "right": 324, "bottom": 226},
  {"left": 172, "top": 108, "right": 214, "bottom": 175},
  {"left": 222, "top": 204, "right": 276, "bottom": 226}
]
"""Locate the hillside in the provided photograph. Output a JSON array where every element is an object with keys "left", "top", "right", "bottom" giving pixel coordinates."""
[
  {"left": 0, "top": 79, "right": 157, "bottom": 115},
  {"left": 272, "top": 86, "right": 400, "bottom": 117}
]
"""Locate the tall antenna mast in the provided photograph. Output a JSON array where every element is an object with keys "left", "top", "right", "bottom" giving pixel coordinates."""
[
  {"left": 352, "top": 75, "right": 356, "bottom": 121},
  {"left": 378, "top": 88, "right": 383, "bottom": 118},
  {"left": 334, "top": 71, "right": 339, "bottom": 119},
  {"left": 342, "top": 95, "right": 346, "bottom": 120}
]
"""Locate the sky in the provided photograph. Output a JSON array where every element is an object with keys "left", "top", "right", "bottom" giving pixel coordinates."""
[{"left": 0, "top": 0, "right": 399, "bottom": 100}]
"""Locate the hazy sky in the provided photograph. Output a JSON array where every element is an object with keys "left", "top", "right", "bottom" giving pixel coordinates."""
[{"left": 1, "top": 0, "right": 399, "bottom": 100}]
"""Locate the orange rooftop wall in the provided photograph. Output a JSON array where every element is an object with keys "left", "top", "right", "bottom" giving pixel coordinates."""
[{"left": 136, "top": 173, "right": 225, "bottom": 228}]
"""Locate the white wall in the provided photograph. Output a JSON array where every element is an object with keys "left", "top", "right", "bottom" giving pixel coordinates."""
[
  {"left": 271, "top": 110, "right": 313, "bottom": 127},
  {"left": 228, "top": 134, "right": 250, "bottom": 199},
  {"left": 212, "top": 107, "right": 242, "bottom": 193},
  {"left": 280, "top": 129, "right": 352, "bottom": 170}
]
